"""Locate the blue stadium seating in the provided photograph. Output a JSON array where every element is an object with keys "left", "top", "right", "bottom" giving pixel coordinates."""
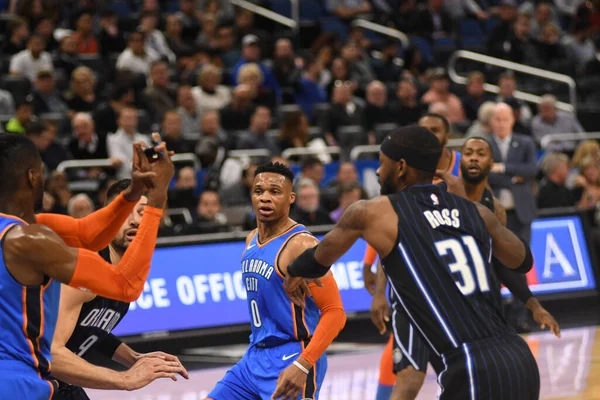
[
  {"left": 269, "top": 0, "right": 292, "bottom": 18},
  {"left": 320, "top": 17, "right": 348, "bottom": 42},
  {"left": 300, "top": 0, "right": 325, "bottom": 20},
  {"left": 460, "top": 19, "right": 485, "bottom": 48},
  {"left": 410, "top": 37, "right": 433, "bottom": 63}
]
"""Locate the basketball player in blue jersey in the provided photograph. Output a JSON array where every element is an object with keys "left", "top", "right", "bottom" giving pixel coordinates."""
[
  {"left": 51, "top": 179, "right": 188, "bottom": 400},
  {"left": 206, "top": 162, "right": 346, "bottom": 400},
  {"left": 285, "top": 126, "right": 541, "bottom": 399},
  {"left": 0, "top": 134, "right": 183, "bottom": 399},
  {"left": 369, "top": 137, "right": 561, "bottom": 400}
]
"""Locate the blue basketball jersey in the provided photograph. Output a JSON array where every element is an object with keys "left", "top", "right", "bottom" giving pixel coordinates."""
[
  {"left": 242, "top": 224, "right": 320, "bottom": 348},
  {"left": 0, "top": 215, "right": 61, "bottom": 381},
  {"left": 450, "top": 151, "right": 461, "bottom": 177}
]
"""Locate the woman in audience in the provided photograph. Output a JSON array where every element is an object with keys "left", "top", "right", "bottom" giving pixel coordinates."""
[
  {"left": 64, "top": 66, "right": 99, "bottom": 114},
  {"left": 277, "top": 110, "right": 309, "bottom": 152},
  {"left": 574, "top": 156, "right": 600, "bottom": 207},
  {"left": 192, "top": 64, "right": 231, "bottom": 112},
  {"left": 466, "top": 101, "right": 497, "bottom": 138},
  {"left": 237, "top": 63, "right": 276, "bottom": 108},
  {"left": 568, "top": 140, "right": 600, "bottom": 188}
]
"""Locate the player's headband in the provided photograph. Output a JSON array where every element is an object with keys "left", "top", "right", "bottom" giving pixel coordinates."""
[{"left": 380, "top": 135, "right": 441, "bottom": 173}]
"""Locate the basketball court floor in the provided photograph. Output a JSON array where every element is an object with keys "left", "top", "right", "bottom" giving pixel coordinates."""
[{"left": 87, "top": 325, "right": 600, "bottom": 400}]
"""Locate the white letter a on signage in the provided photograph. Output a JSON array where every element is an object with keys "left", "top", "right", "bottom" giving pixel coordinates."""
[{"left": 543, "top": 233, "right": 576, "bottom": 278}]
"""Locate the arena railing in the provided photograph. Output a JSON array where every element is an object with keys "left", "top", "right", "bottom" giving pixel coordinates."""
[
  {"left": 56, "top": 153, "right": 201, "bottom": 174},
  {"left": 447, "top": 50, "right": 577, "bottom": 113},
  {"left": 230, "top": 0, "right": 298, "bottom": 31},
  {"left": 350, "top": 139, "right": 465, "bottom": 161},
  {"left": 540, "top": 132, "right": 600, "bottom": 150},
  {"left": 227, "top": 149, "right": 273, "bottom": 164},
  {"left": 281, "top": 146, "right": 341, "bottom": 160},
  {"left": 164, "top": 208, "right": 193, "bottom": 227},
  {"left": 351, "top": 19, "right": 410, "bottom": 49}
]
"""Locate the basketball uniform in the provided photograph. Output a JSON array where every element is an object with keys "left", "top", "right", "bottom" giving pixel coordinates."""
[
  {"left": 208, "top": 224, "right": 327, "bottom": 400},
  {"left": 0, "top": 215, "right": 61, "bottom": 399},
  {"left": 382, "top": 185, "right": 540, "bottom": 399},
  {"left": 52, "top": 248, "right": 130, "bottom": 400}
]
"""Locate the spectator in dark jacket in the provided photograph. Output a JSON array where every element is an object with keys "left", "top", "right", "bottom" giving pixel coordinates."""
[
  {"left": 538, "top": 152, "right": 585, "bottom": 208},
  {"left": 413, "top": 0, "right": 454, "bottom": 41},
  {"left": 291, "top": 179, "right": 333, "bottom": 226},
  {"left": 31, "top": 70, "right": 68, "bottom": 115},
  {"left": 461, "top": 71, "right": 495, "bottom": 122}
]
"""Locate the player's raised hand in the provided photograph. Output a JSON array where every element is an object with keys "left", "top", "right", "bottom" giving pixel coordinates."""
[
  {"left": 272, "top": 357, "right": 311, "bottom": 400},
  {"left": 532, "top": 306, "right": 561, "bottom": 338},
  {"left": 370, "top": 292, "right": 390, "bottom": 335},
  {"left": 124, "top": 142, "right": 157, "bottom": 201},
  {"left": 434, "top": 169, "right": 467, "bottom": 199},
  {"left": 145, "top": 141, "right": 175, "bottom": 209},
  {"left": 136, "top": 351, "right": 189, "bottom": 379},
  {"left": 121, "top": 356, "right": 188, "bottom": 391}
]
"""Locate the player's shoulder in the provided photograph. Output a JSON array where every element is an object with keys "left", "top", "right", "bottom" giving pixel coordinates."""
[
  {"left": 245, "top": 229, "right": 258, "bottom": 247},
  {"left": 3, "top": 223, "right": 54, "bottom": 251}
]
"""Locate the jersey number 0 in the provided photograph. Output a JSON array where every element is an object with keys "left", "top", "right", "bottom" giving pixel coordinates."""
[{"left": 435, "top": 235, "right": 490, "bottom": 296}]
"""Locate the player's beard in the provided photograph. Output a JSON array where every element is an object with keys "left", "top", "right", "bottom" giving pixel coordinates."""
[
  {"left": 110, "top": 236, "right": 128, "bottom": 255},
  {"left": 379, "top": 173, "right": 397, "bottom": 195},
  {"left": 460, "top": 163, "right": 491, "bottom": 184}
]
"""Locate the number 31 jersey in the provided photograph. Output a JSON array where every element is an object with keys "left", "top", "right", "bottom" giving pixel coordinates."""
[
  {"left": 381, "top": 184, "right": 508, "bottom": 357},
  {"left": 65, "top": 248, "right": 130, "bottom": 357},
  {"left": 242, "top": 224, "right": 321, "bottom": 348}
]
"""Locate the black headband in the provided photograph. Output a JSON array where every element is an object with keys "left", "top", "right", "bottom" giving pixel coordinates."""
[{"left": 380, "top": 135, "right": 441, "bottom": 173}]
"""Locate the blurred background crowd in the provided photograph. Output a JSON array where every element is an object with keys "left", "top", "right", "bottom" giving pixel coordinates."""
[{"left": 0, "top": 0, "right": 599, "bottom": 239}]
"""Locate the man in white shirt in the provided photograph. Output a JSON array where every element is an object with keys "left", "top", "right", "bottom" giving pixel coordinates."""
[
  {"left": 116, "top": 31, "right": 160, "bottom": 76},
  {"left": 107, "top": 107, "right": 151, "bottom": 179},
  {"left": 10, "top": 34, "right": 54, "bottom": 82}
]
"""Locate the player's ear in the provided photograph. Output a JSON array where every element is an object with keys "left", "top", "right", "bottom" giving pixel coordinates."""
[
  {"left": 27, "top": 168, "right": 37, "bottom": 189},
  {"left": 289, "top": 191, "right": 296, "bottom": 205},
  {"left": 397, "top": 159, "right": 407, "bottom": 178}
]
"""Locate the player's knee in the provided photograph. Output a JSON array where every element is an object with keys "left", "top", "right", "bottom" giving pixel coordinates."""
[{"left": 393, "top": 367, "right": 425, "bottom": 399}]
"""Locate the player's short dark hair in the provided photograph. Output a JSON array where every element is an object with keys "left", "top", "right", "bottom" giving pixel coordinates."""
[
  {"left": 105, "top": 179, "right": 132, "bottom": 205},
  {"left": 462, "top": 136, "right": 492, "bottom": 151},
  {"left": 255, "top": 161, "right": 294, "bottom": 182},
  {"left": 0, "top": 133, "right": 42, "bottom": 199},
  {"left": 301, "top": 156, "right": 322, "bottom": 171},
  {"left": 421, "top": 112, "right": 450, "bottom": 134}
]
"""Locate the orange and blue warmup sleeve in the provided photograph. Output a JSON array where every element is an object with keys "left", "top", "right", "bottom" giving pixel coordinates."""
[
  {"left": 364, "top": 244, "right": 377, "bottom": 266},
  {"left": 35, "top": 192, "right": 137, "bottom": 252},
  {"left": 300, "top": 275, "right": 346, "bottom": 366}
]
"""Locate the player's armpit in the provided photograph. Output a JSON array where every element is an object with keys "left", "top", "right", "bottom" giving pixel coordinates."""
[
  {"left": 476, "top": 203, "right": 532, "bottom": 272},
  {"left": 4, "top": 207, "right": 162, "bottom": 301},
  {"left": 301, "top": 274, "right": 346, "bottom": 366},
  {"left": 35, "top": 192, "right": 137, "bottom": 252}
]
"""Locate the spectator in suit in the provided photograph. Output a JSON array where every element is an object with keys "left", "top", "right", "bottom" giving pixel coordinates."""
[
  {"left": 291, "top": 179, "right": 333, "bottom": 226},
  {"left": 139, "top": 10, "right": 176, "bottom": 63},
  {"left": 487, "top": 102, "right": 538, "bottom": 331},
  {"left": 69, "top": 112, "right": 109, "bottom": 161},
  {"left": 531, "top": 94, "right": 584, "bottom": 151},
  {"left": 193, "top": 190, "right": 228, "bottom": 233},
  {"left": 31, "top": 70, "right": 68, "bottom": 115},
  {"left": 413, "top": 0, "right": 454, "bottom": 41},
  {"left": 10, "top": 33, "right": 54, "bottom": 82},
  {"left": 488, "top": 102, "right": 538, "bottom": 243},
  {"left": 461, "top": 72, "right": 495, "bottom": 122},
  {"left": 236, "top": 106, "right": 278, "bottom": 154},
  {"left": 2, "top": 16, "right": 29, "bottom": 56},
  {"left": 144, "top": 60, "right": 177, "bottom": 122},
  {"left": 271, "top": 38, "right": 302, "bottom": 103},
  {"left": 321, "top": 82, "right": 366, "bottom": 146},
  {"left": 364, "top": 80, "right": 395, "bottom": 144},
  {"left": 421, "top": 69, "right": 466, "bottom": 123},
  {"left": 106, "top": 106, "right": 151, "bottom": 179},
  {"left": 162, "top": 110, "right": 194, "bottom": 154},
  {"left": 497, "top": 72, "right": 532, "bottom": 124},
  {"left": 538, "top": 152, "right": 586, "bottom": 209},
  {"left": 64, "top": 66, "right": 100, "bottom": 114}
]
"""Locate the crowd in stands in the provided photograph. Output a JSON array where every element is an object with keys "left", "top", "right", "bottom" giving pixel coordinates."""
[{"left": 0, "top": 0, "right": 599, "bottom": 238}]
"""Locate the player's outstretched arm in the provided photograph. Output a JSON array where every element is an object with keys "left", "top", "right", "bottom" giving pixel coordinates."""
[
  {"left": 476, "top": 203, "right": 533, "bottom": 273},
  {"left": 35, "top": 143, "right": 155, "bottom": 252},
  {"left": 287, "top": 200, "right": 369, "bottom": 279}
]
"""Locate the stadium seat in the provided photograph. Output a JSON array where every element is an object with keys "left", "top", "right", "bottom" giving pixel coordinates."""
[
  {"left": 300, "top": 0, "right": 325, "bottom": 20},
  {"left": 460, "top": 19, "right": 485, "bottom": 48},
  {"left": 269, "top": 0, "right": 292, "bottom": 18},
  {"left": 337, "top": 125, "right": 367, "bottom": 161},
  {"left": 374, "top": 123, "right": 398, "bottom": 143},
  {"left": 78, "top": 54, "right": 105, "bottom": 76},
  {"left": 0, "top": 75, "right": 31, "bottom": 104},
  {"left": 110, "top": 1, "right": 133, "bottom": 16},
  {"left": 311, "top": 103, "right": 331, "bottom": 126},
  {"left": 320, "top": 17, "right": 348, "bottom": 42},
  {"left": 136, "top": 109, "right": 154, "bottom": 134},
  {"left": 410, "top": 37, "right": 433, "bottom": 64}
]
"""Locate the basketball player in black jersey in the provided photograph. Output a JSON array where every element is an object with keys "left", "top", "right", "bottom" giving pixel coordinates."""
[
  {"left": 285, "top": 126, "right": 541, "bottom": 399},
  {"left": 51, "top": 180, "right": 189, "bottom": 399},
  {"left": 369, "top": 136, "right": 561, "bottom": 400}
]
